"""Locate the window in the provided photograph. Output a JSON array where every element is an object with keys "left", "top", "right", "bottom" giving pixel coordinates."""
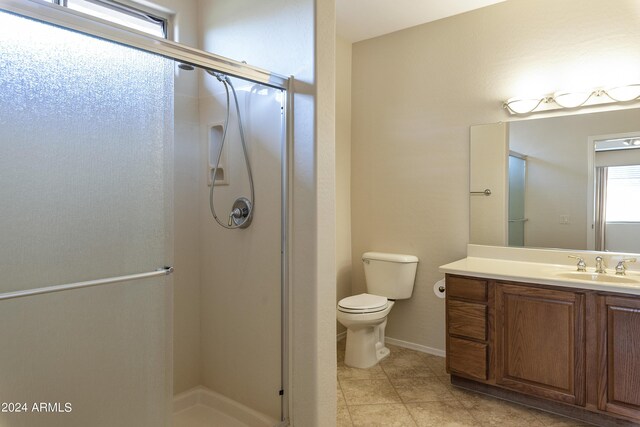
[
  {"left": 606, "top": 165, "right": 640, "bottom": 222},
  {"left": 53, "top": 0, "right": 166, "bottom": 38}
]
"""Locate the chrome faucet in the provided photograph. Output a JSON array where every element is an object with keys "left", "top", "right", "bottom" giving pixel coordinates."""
[
  {"left": 595, "top": 256, "right": 607, "bottom": 274},
  {"left": 615, "top": 258, "right": 637, "bottom": 276},
  {"left": 568, "top": 255, "right": 586, "bottom": 272}
]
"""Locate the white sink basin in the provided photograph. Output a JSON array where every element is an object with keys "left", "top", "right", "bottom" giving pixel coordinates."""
[{"left": 554, "top": 271, "right": 640, "bottom": 285}]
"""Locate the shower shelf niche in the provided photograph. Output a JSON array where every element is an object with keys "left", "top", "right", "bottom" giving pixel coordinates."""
[{"left": 208, "top": 123, "right": 229, "bottom": 186}]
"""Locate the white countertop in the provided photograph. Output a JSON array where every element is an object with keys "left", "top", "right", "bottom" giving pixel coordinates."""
[{"left": 439, "top": 245, "right": 640, "bottom": 296}]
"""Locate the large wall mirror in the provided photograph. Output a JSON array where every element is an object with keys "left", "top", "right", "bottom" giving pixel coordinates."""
[{"left": 470, "top": 107, "right": 640, "bottom": 254}]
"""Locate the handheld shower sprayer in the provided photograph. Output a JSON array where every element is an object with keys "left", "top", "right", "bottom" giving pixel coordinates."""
[{"left": 207, "top": 70, "right": 254, "bottom": 229}]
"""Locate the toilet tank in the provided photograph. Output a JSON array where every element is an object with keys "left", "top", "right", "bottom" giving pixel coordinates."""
[{"left": 362, "top": 252, "right": 419, "bottom": 299}]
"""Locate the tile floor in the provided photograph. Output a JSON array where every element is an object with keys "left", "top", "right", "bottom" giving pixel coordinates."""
[{"left": 337, "top": 340, "right": 593, "bottom": 427}]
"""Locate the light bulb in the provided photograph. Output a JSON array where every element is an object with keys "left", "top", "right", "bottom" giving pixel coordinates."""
[
  {"left": 504, "top": 97, "right": 545, "bottom": 114},
  {"left": 552, "top": 91, "right": 593, "bottom": 108},
  {"left": 605, "top": 84, "right": 640, "bottom": 102}
]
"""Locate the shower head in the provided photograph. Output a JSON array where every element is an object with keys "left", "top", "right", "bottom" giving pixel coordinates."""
[{"left": 177, "top": 63, "right": 195, "bottom": 71}]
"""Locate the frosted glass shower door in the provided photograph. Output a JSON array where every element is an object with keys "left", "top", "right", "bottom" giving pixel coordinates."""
[
  {"left": 0, "top": 12, "right": 173, "bottom": 427},
  {"left": 508, "top": 155, "right": 526, "bottom": 247}
]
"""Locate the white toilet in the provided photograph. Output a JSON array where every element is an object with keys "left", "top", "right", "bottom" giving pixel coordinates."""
[{"left": 337, "top": 252, "right": 419, "bottom": 369}]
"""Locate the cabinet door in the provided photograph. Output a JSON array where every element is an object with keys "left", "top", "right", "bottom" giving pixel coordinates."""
[
  {"left": 495, "top": 283, "right": 585, "bottom": 405},
  {"left": 598, "top": 295, "right": 640, "bottom": 420}
]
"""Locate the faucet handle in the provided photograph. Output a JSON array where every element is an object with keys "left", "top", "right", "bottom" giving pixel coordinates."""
[
  {"left": 615, "top": 258, "right": 637, "bottom": 276},
  {"left": 228, "top": 207, "right": 242, "bottom": 226},
  {"left": 568, "top": 255, "right": 587, "bottom": 272}
]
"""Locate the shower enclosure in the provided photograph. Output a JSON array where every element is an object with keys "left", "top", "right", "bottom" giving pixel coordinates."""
[{"left": 0, "top": 1, "right": 290, "bottom": 425}]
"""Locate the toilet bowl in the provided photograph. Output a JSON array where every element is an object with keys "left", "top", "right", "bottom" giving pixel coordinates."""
[
  {"left": 337, "top": 293, "right": 395, "bottom": 368},
  {"left": 337, "top": 252, "right": 419, "bottom": 369}
]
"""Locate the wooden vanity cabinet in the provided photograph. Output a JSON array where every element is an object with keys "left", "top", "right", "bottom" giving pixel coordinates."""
[
  {"left": 597, "top": 295, "right": 640, "bottom": 420},
  {"left": 495, "top": 283, "right": 585, "bottom": 406},
  {"left": 445, "top": 273, "right": 640, "bottom": 425}
]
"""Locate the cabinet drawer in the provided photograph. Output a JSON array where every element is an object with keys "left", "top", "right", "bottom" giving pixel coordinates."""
[
  {"left": 448, "top": 299, "right": 487, "bottom": 341},
  {"left": 446, "top": 275, "right": 488, "bottom": 302},
  {"left": 448, "top": 337, "right": 487, "bottom": 380}
]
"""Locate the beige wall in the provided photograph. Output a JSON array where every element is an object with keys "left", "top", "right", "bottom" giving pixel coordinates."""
[
  {"left": 336, "top": 37, "right": 352, "bottom": 335},
  {"left": 314, "top": 2, "right": 337, "bottom": 424},
  {"left": 350, "top": 0, "right": 640, "bottom": 352}
]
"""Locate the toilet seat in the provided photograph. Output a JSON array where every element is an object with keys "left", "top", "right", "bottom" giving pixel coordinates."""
[{"left": 338, "top": 293, "right": 388, "bottom": 314}]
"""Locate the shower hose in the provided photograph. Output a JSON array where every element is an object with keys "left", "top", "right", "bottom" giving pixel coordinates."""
[{"left": 207, "top": 71, "right": 255, "bottom": 229}]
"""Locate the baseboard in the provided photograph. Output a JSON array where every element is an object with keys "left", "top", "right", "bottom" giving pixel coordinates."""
[
  {"left": 173, "top": 386, "right": 278, "bottom": 427},
  {"left": 385, "top": 337, "right": 446, "bottom": 358},
  {"left": 336, "top": 331, "right": 346, "bottom": 341}
]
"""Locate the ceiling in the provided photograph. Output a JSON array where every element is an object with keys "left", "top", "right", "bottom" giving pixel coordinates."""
[{"left": 337, "top": 0, "right": 507, "bottom": 43}]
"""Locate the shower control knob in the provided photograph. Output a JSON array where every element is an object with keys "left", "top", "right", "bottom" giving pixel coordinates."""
[
  {"left": 228, "top": 208, "right": 243, "bottom": 226},
  {"left": 228, "top": 197, "right": 253, "bottom": 228}
]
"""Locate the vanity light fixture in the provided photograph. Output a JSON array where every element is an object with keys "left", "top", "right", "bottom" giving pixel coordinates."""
[{"left": 503, "top": 83, "right": 640, "bottom": 115}]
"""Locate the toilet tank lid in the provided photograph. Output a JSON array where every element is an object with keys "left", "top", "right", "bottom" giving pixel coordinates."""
[{"left": 362, "top": 252, "right": 419, "bottom": 263}]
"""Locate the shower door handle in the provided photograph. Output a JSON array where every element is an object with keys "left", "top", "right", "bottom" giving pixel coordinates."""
[{"left": 0, "top": 267, "right": 174, "bottom": 301}]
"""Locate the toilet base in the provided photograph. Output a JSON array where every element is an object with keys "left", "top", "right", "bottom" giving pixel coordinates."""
[
  {"left": 344, "top": 319, "right": 390, "bottom": 369},
  {"left": 377, "top": 345, "right": 390, "bottom": 361}
]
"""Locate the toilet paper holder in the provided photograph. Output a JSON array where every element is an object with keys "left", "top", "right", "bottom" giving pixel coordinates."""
[{"left": 434, "top": 279, "right": 446, "bottom": 298}]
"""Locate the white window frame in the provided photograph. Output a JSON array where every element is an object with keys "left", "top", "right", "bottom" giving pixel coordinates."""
[{"left": 53, "top": 0, "right": 167, "bottom": 38}]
